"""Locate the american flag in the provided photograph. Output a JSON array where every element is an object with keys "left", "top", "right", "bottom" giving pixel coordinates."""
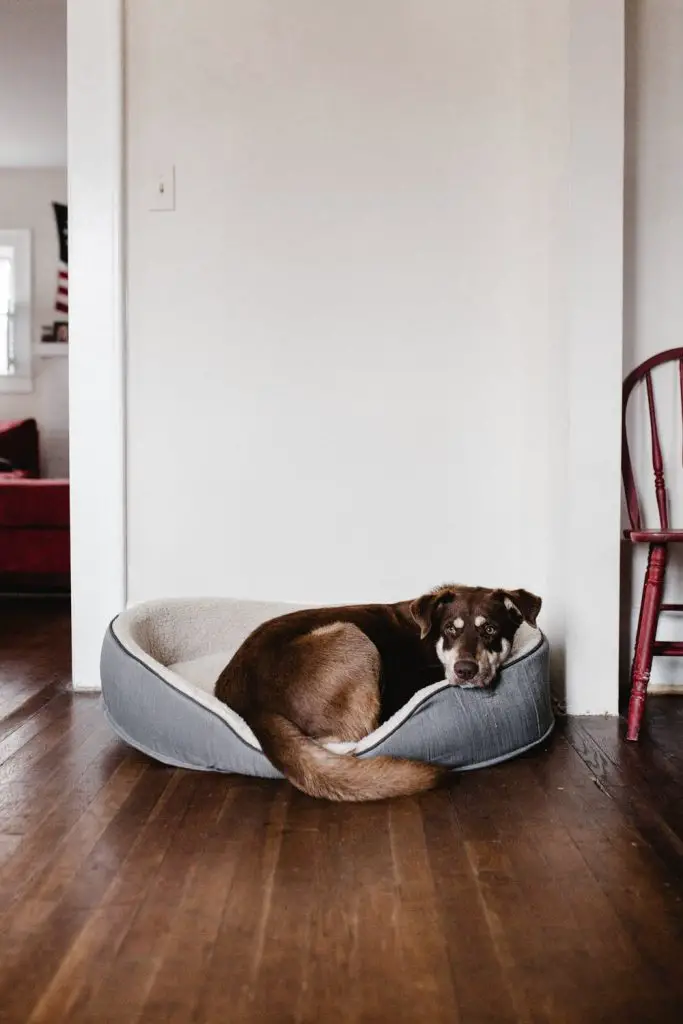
[
  {"left": 55, "top": 266, "right": 68, "bottom": 315},
  {"left": 53, "top": 203, "right": 68, "bottom": 317}
]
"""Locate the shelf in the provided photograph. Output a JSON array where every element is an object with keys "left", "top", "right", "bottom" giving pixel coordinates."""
[{"left": 34, "top": 344, "right": 69, "bottom": 358}]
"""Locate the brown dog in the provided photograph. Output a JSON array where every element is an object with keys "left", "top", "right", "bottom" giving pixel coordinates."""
[{"left": 214, "top": 584, "right": 542, "bottom": 802}]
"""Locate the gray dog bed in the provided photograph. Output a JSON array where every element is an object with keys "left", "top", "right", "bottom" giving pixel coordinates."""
[{"left": 100, "top": 597, "right": 553, "bottom": 777}]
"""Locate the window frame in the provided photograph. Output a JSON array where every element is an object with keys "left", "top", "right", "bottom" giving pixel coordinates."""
[{"left": 0, "top": 228, "right": 33, "bottom": 394}]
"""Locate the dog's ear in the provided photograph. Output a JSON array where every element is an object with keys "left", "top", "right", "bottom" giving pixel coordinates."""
[
  {"left": 410, "top": 589, "right": 455, "bottom": 639},
  {"left": 495, "top": 588, "right": 542, "bottom": 626}
]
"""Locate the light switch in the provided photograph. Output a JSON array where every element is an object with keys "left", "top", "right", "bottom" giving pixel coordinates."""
[{"left": 149, "top": 165, "right": 175, "bottom": 211}]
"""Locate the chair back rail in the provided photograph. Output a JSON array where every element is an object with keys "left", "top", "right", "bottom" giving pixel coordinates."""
[{"left": 622, "top": 347, "right": 683, "bottom": 532}]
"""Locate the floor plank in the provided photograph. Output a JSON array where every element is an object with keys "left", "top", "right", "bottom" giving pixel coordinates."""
[{"left": 2, "top": 599, "right": 683, "bottom": 1022}]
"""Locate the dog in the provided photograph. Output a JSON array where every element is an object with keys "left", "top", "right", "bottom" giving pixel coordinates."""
[{"left": 214, "top": 584, "right": 541, "bottom": 802}]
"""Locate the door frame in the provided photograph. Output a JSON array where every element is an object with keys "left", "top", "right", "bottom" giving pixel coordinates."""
[{"left": 67, "top": 0, "right": 126, "bottom": 690}]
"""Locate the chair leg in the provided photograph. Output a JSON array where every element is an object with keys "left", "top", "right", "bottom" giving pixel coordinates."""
[{"left": 627, "top": 543, "right": 667, "bottom": 741}]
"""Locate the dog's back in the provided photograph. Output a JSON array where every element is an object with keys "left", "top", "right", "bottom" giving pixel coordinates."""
[{"left": 214, "top": 602, "right": 445, "bottom": 801}]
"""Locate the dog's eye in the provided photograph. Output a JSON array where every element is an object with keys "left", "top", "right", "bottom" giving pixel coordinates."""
[
  {"left": 444, "top": 622, "right": 459, "bottom": 636},
  {"left": 483, "top": 624, "right": 496, "bottom": 636}
]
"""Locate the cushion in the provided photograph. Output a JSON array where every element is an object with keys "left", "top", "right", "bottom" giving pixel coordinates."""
[
  {"left": 101, "top": 597, "right": 554, "bottom": 778},
  {"left": 0, "top": 418, "right": 39, "bottom": 476},
  {"left": 0, "top": 479, "right": 70, "bottom": 528}
]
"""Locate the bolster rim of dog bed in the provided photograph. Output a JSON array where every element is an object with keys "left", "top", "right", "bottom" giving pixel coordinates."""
[{"left": 100, "top": 597, "right": 554, "bottom": 777}]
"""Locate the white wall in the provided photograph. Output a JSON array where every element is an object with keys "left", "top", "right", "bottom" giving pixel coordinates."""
[
  {"left": 115, "top": 0, "right": 624, "bottom": 710},
  {"left": 0, "top": 0, "right": 67, "bottom": 168},
  {"left": 623, "top": 0, "right": 683, "bottom": 690},
  {"left": 0, "top": 168, "right": 69, "bottom": 477},
  {"left": 125, "top": 0, "right": 565, "bottom": 603}
]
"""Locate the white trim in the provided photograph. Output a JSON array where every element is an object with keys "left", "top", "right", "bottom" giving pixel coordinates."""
[
  {"left": 0, "top": 228, "right": 33, "bottom": 389},
  {"left": 67, "top": 0, "right": 126, "bottom": 691},
  {"left": 646, "top": 685, "right": 683, "bottom": 696},
  {"left": 0, "top": 377, "right": 33, "bottom": 394},
  {"left": 561, "top": 0, "right": 625, "bottom": 715},
  {"left": 34, "top": 344, "right": 69, "bottom": 358}
]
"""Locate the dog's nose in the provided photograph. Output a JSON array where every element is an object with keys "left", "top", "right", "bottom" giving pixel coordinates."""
[{"left": 454, "top": 660, "right": 478, "bottom": 682}]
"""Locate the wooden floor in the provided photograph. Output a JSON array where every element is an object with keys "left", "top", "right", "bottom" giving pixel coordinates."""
[{"left": 2, "top": 602, "right": 683, "bottom": 1023}]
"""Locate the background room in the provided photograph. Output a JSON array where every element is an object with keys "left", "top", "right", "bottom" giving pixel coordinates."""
[{"left": 0, "top": 0, "right": 69, "bottom": 604}]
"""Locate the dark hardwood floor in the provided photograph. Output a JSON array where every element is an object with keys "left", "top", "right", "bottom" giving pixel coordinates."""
[{"left": 2, "top": 598, "right": 683, "bottom": 1022}]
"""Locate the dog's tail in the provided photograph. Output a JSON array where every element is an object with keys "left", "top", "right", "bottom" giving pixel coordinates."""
[{"left": 251, "top": 712, "right": 445, "bottom": 802}]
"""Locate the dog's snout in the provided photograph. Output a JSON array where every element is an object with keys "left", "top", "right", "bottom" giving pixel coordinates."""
[{"left": 454, "top": 660, "right": 478, "bottom": 682}]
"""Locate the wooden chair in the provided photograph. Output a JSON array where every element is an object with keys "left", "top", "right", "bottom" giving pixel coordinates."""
[{"left": 622, "top": 348, "right": 683, "bottom": 740}]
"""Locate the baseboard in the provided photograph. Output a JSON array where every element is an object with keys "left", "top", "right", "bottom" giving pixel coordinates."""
[{"left": 646, "top": 684, "right": 683, "bottom": 696}]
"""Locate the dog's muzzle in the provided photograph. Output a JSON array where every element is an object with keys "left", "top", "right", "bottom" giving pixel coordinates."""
[{"left": 453, "top": 660, "right": 478, "bottom": 683}]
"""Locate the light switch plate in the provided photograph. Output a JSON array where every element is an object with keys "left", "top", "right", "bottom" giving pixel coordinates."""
[{"left": 149, "top": 165, "right": 175, "bottom": 211}]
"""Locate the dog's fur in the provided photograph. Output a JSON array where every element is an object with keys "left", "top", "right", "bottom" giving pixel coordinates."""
[{"left": 214, "top": 585, "right": 542, "bottom": 802}]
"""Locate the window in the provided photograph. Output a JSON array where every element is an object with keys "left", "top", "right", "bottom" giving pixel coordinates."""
[
  {"left": 0, "top": 255, "right": 11, "bottom": 374},
  {"left": 0, "top": 229, "right": 32, "bottom": 393}
]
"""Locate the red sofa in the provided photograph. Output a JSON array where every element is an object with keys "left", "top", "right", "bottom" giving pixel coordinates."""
[{"left": 0, "top": 419, "right": 70, "bottom": 592}]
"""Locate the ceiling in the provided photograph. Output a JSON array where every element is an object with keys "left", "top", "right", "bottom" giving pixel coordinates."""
[{"left": 0, "top": 0, "right": 67, "bottom": 168}]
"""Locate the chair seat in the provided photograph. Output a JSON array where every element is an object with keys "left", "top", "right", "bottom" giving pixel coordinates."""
[{"left": 625, "top": 529, "right": 683, "bottom": 543}]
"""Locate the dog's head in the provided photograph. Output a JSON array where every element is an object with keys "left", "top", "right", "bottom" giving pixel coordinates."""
[{"left": 410, "top": 585, "right": 542, "bottom": 689}]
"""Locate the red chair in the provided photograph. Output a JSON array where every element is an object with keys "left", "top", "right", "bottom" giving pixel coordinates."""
[{"left": 622, "top": 348, "right": 683, "bottom": 740}]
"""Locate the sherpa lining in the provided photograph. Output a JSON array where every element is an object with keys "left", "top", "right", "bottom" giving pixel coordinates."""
[{"left": 110, "top": 597, "right": 542, "bottom": 755}]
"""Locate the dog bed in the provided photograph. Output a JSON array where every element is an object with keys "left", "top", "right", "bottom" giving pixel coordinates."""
[{"left": 100, "top": 597, "right": 553, "bottom": 776}]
